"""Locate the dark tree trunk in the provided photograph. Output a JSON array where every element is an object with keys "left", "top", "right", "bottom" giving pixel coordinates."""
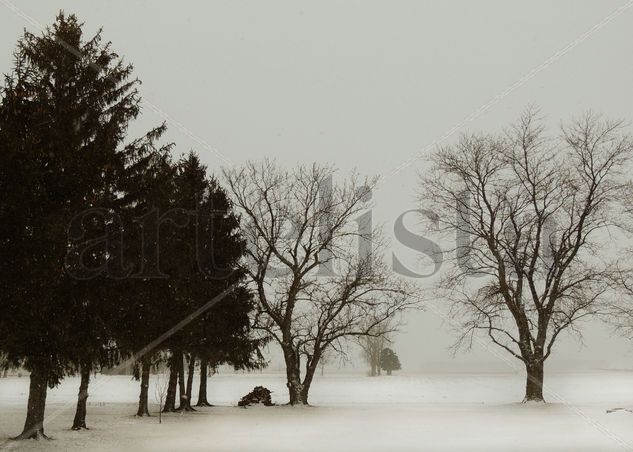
[
  {"left": 374, "top": 349, "right": 382, "bottom": 376},
  {"left": 523, "top": 360, "right": 545, "bottom": 402},
  {"left": 136, "top": 358, "right": 151, "bottom": 417},
  {"left": 177, "top": 353, "right": 185, "bottom": 406},
  {"left": 196, "top": 357, "right": 212, "bottom": 407},
  {"left": 300, "top": 352, "right": 321, "bottom": 405},
  {"left": 163, "top": 352, "right": 179, "bottom": 412},
  {"left": 2, "top": 368, "right": 7, "bottom": 378},
  {"left": 13, "top": 366, "right": 49, "bottom": 440},
  {"left": 386, "top": 369, "right": 392, "bottom": 376},
  {"left": 179, "top": 356, "right": 196, "bottom": 411},
  {"left": 176, "top": 354, "right": 194, "bottom": 411},
  {"left": 71, "top": 365, "right": 91, "bottom": 430},
  {"left": 283, "top": 346, "right": 304, "bottom": 405},
  {"left": 370, "top": 348, "right": 381, "bottom": 376}
]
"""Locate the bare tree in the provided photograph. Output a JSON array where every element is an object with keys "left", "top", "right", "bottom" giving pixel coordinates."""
[
  {"left": 602, "top": 208, "right": 633, "bottom": 342},
  {"left": 224, "top": 161, "right": 414, "bottom": 404},
  {"left": 0, "top": 353, "right": 9, "bottom": 378},
  {"left": 154, "top": 372, "right": 169, "bottom": 424},
  {"left": 419, "top": 108, "right": 633, "bottom": 402},
  {"left": 318, "top": 351, "right": 329, "bottom": 376},
  {"left": 357, "top": 317, "right": 393, "bottom": 376}
]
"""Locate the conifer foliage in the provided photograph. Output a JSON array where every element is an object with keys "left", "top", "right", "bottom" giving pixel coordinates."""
[
  {"left": 380, "top": 348, "right": 401, "bottom": 376},
  {"left": 0, "top": 12, "right": 262, "bottom": 438},
  {"left": 0, "top": 12, "right": 148, "bottom": 438}
]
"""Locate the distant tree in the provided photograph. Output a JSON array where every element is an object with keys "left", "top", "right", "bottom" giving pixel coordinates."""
[
  {"left": 419, "top": 108, "right": 633, "bottom": 402},
  {"left": 380, "top": 348, "right": 401, "bottom": 376},
  {"left": 317, "top": 350, "right": 335, "bottom": 377},
  {"left": 602, "top": 204, "right": 633, "bottom": 349},
  {"left": 0, "top": 354, "right": 9, "bottom": 378},
  {"left": 358, "top": 317, "right": 393, "bottom": 376},
  {"left": 361, "top": 337, "right": 385, "bottom": 377}
]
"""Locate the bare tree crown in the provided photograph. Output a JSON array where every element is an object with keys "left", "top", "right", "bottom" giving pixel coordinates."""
[
  {"left": 223, "top": 160, "right": 414, "bottom": 404},
  {"left": 420, "top": 108, "right": 633, "bottom": 374}
]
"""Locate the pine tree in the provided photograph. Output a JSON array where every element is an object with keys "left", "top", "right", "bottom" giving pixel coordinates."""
[
  {"left": 0, "top": 12, "right": 157, "bottom": 438},
  {"left": 114, "top": 143, "right": 176, "bottom": 417},
  {"left": 380, "top": 348, "right": 401, "bottom": 376},
  {"left": 194, "top": 284, "right": 266, "bottom": 407},
  {"left": 166, "top": 152, "right": 266, "bottom": 409}
]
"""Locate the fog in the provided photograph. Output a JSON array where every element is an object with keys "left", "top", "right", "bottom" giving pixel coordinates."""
[{"left": 2, "top": 0, "right": 633, "bottom": 371}]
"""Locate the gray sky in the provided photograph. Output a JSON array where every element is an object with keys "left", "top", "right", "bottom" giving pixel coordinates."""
[{"left": 2, "top": 0, "right": 633, "bottom": 371}]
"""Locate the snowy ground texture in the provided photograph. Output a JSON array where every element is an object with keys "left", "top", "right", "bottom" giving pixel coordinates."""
[{"left": 2, "top": 371, "right": 633, "bottom": 451}]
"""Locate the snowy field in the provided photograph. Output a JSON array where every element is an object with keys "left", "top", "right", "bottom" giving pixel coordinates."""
[{"left": 2, "top": 371, "right": 633, "bottom": 451}]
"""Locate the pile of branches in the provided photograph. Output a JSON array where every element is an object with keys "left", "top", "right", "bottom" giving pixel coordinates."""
[{"left": 237, "top": 386, "right": 273, "bottom": 407}]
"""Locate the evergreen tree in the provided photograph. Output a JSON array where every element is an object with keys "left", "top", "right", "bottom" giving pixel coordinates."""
[
  {"left": 164, "top": 152, "right": 266, "bottom": 409},
  {"left": 114, "top": 143, "right": 176, "bottom": 417},
  {"left": 194, "top": 284, "right": 266, "bottom": 407},
  {"left": 0, "top": 12, "right": 157, "bottom": 438},
  {"left": 0, "top": 12, "right": 263, "bottom": 432},
  {"left": 380, "top": 348, "right": 401, "bottom": 376}
]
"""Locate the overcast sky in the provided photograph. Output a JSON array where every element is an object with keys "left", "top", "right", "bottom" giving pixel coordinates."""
[{"left": 2, "top": 0, "right": 633, "bottom": 371}]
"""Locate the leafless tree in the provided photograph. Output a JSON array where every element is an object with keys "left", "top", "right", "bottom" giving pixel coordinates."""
[
  {"left": 224, "top": 161, "right": 415, "bottom": 404},
  {"left": 0, "top": 353, "right": 9, "bottom": 378},
  {"left": 154, "top": 372, "right": 169, "bottom": 424},
  {"left": 602, "top": 204, "right": 633, "bottom": 342},
  {"left": 419, "top": 108, "right": 633, "bottom": 402},
  {"left": 357, "top": 317, "right": 393, "bottom": 376}
]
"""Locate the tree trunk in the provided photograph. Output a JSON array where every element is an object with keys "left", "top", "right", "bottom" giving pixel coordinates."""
[
  {"left": 179, "top": 356, "right": 196, "bottom": 411},
  {"left": 283, "top": 346, "right": 304, "bottom": 405},
  {"left": 13, "top": 366, "right": 49, "bottom": 440},
  {"left": 2, "top": 368, "right": 7, "bottom": 378},
  {"left": 387, "top": 369, "right": 392, "bottom": 376},
  {"left": 71, "top": 365, "right": 90, "bottom": 430},
  {"left": 300, "top": 353, "right": 321, "bottom": 405},
  {"left": 136, "top": 358, "right": 151, "bottom": 417},
  {"left": 163, "top": 352, "right": 179, "bottom": 412},
  {"left": 176, "top": 354, "right": 194, "bottom": 411},
  {"left": 523, "top": 360, "right": 545, "bottom": 402},
  {"left": 176, "top": 352, "right": 185, "bottom": 409},
  {"left": 370, "top": 348, "right": 380, "bottom": 376},
  {"left": 196, "top": 358, "right": 212, "bottom": 407}
]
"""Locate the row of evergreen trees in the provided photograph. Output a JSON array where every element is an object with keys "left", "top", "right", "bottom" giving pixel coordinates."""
[{"left": 0, "top": 13, "right": 264, "bottom": 439}]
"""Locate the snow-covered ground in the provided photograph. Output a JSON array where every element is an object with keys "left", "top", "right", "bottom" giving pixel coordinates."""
[{"left": 1, "top": 370, "right": 633, "bottom": 451}]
